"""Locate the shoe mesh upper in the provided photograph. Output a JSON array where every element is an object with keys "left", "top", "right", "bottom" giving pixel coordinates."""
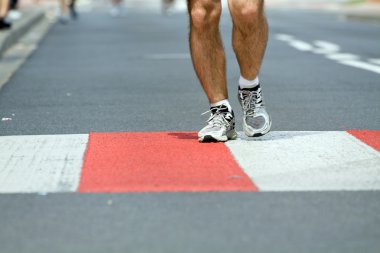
[{"left": 246, "top": 115, "right": 266, "bottom": 129}]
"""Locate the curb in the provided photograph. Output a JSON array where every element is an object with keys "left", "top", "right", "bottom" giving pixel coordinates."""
[
  {"left": 0, "top": 9, "right": 45, "bottom": 59},
  {"left": 0, "top": 9, "right": 55, "bottom": 91},
  {"left": 343, "top": 12, "right": 380, "bottom": 22}
]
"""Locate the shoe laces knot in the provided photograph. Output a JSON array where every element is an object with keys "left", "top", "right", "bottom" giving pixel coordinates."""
[
  {"left": 240, "top": 89, "right": 263, "bottom": 116},
  {"left": 201, "top": 107, "right": 231, "bottom": 127}
]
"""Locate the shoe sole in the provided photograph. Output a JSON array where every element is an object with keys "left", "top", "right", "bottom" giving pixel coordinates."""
[
  {"left": 243, "top": 120, "right": 272, "bottom": 138},
  {"left": 199, "top": 130, "right": 237, "bottom": 143}
]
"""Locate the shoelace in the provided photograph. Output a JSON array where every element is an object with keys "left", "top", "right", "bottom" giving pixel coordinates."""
[
  {"left": 241, "top": 89, "right": 263, "bottom": 116},
  {"left": 201, "top": 107, "right": 230, "bottom": 127}
]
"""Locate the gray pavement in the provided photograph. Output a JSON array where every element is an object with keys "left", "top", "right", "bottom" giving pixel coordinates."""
[
  {"left": 0, "top": 9, "right": 379, "bottom": 135},
  {"left": 1, "top": 192, "right": 380, "bottom": 253},
  {"left": 0, "top": 6, "right": 380, "bottom": 253}
]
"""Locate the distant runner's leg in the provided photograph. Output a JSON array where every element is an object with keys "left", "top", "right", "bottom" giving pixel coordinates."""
[
  {"left": 58, "top": 0, "right": 69, "bottom": 23},
  {"left": 0, "top": 0, "right": 11, "bottom": 30},
  {"left": 162, "top": 0, "right": 175, "bottom": 15}
]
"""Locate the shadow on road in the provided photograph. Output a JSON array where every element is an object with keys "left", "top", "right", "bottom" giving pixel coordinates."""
[{"left": 167, "top": 132, "right": 198, "bottom": 140}]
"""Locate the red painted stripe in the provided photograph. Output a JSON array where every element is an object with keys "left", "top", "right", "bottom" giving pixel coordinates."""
[
  {"left": 348, "top": 130, "right": 380, "bottom": 151},
  {"left": 78, "top": 132, "right": 257, "bottom": 192}
]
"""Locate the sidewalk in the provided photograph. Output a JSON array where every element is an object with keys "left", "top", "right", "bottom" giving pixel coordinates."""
[
  {"left": 342, "top": 2, "right": 380, "bottom": 22},
  {"left": 0, "top": 4, "right": 55, "bottom": 91},
  {"left": 0, "top": 7, "right": 45, "bottom": 59}
]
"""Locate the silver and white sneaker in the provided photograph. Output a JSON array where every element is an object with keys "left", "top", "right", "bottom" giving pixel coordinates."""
[
  {"left": 198, "top": 105, "right": 237, "bottom": 142},
  {"left": 238, "top": 85, "right": 272, "bottom": 137}
]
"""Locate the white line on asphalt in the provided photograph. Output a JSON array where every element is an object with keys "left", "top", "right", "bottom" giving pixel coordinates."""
[
  {"left": 325, "top": 53, "right": 359, "bottom": 61},
  {"left": 369, "top": 58, "right": 380, "bottom": 66},
  {"left": 275, "top": 33, "right": 380, "bottom": 76},
  {"left": 226, "top": 131, "right": 380, "bottom": 191},
  {"left": 313, "top": 40, "right": 340, "bottom": 54},
  {"left": 339, "top": 60, "right": 380, "bottom": 75},
  {"left": 274, "top": 34, "right": 294, "bottom": 42},
  {"left": 145, "top": 53, "right": 191, "bottom": 60},
  {"left": 288, "top": 40, "right": 314, "bottom": 51},
  {"left": 0, "top": 134, "right": 88, "bottom": 193}
]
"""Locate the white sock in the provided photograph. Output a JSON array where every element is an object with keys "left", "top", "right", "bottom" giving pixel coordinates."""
[
  {"left": 210, "top": 99, "right": 232, "bottom": 112},
  {"left": 239, "top": 76, "right": 260, "bottom": 89}
]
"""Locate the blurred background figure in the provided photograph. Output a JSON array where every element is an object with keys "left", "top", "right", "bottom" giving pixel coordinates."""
[
  {"left": 7, "top": 0, "right": 22, "bottom": 21},
  {"left": 58, "top": 0, "right": 69, "bottom": 23},
  {"left": 110, "top": 0, "right": 123, "bottom": 17},
  {"left": 0, "top": 0, "right": 11, "bottom": 29},
  {"left": 162, "top": 0, "right": 175, "bottom": 15},
  {"left": 59, "top": 0, "right": 78, "bottom": 24},
  {"left": 69, "top": 0, "right": 78, "bottom": 20}
]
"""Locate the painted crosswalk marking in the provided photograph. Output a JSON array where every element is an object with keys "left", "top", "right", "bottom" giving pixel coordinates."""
[
  {"left": 79, "top": 132, "right": 257, "bottom": 192},
  {"left": 226, "top": 131, "right": 380, "bottom": 191},
  {"left": 0, "top": 131, "right": 379, "bottom": 193},
  {"left": 0, "top": 134, "right": 88, "bottom": 193}
]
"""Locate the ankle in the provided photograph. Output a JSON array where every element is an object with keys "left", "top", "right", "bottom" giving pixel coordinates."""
[
  {"left": 210, "top": 99, "right": 232, "bottom": 112},
  {"left": 239, "top": 75, "right": 259, "bottom": 89}
]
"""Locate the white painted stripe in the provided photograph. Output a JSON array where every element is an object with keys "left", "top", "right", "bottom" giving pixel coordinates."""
[
  {"left": 0, "top": 134, "right": 88, "bottom": 193},
  {"left": 325, "top": 53, "right": 359, "bottom": 61},
  {"left": 368, "top": 58, "right": 380, "bottom": 66},
  {"left": 339, "top": 60, "right": 380, "bottom": 75},
  {"left": 145, "top": 53, "right": 191, "bottom": 60},
  {"left": 275, "top": 33, "right": 294, "bottom": 42},
  {"left": 226, "top": 132, "right": 380, "bottom": 191},
  {"left": 288, "top": 40, "right": 314, "bottom": 52},
  {"left": 313, "top": 40, "right": 340, "bottom": 54},
  {"left": 275, "top": 34, "right": 380, "bottom": 75}
]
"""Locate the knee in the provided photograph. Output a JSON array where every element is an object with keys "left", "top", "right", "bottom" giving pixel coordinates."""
[
  {"left": 230, "top": 0, "right": 263, "bottom": 24},
  {"left": 189, "top": 1, "right": 221, "bottom": 29}
]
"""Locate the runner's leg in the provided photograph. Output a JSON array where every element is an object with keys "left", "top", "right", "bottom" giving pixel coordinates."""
[
  {"left": 229, "top": 0, "right": 271, "bottom": 137},
  {"left": 188, "top": 0, "right": 227, "bottom": 104},
  {"left": 228, "top": 0, "right": 268, "bottom": 79}
]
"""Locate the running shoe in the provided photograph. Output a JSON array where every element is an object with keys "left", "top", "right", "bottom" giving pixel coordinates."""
[
  {"left": 0, "top": 19, "right": 11, "bottom": 30},
  {"left": 7, "top": 10, "right": 22, "bottom": 21},
  {"left": 198, "top": 105, "right": 237, "bottom": 142},
  {"left": 238, "top": 85, "right": 271, "bottom": 137}
]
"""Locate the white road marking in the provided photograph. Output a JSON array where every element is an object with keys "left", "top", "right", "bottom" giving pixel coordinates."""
[
  {"left": 313, "top": 40, "right": 340, "bottom": 54},
  {"left": 339, "top": 60, "right": 380, "bottom": 75},
  {"left": 145, "top": 53, "right": 191, "bottom": 60},
  {"left": 369, "top": 58, "right": 380, "bottom": 66},
  {"left": 325, "top": 53, "right": 359, "bottom": 61},
  {"left": 1, "top": 131, "right": 379, "bottom": 193},
  {"left": 226, "top": 131, "right": 380, "bottom": 191},
  {"left": 288, "top": 40, "right": 314, "bottom": 51},
  {"left": 275, "top": 34, "right": 294, "bottom": 42},
  {"left": 275, "top": 33, "right": 380, "bottom": 75},
  {"left": 0, "top": 134, "right": 88, "bottom": 193}
]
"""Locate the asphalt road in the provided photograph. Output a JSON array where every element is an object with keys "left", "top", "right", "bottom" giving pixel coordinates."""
[{"left": 0, "top": 6, "right": 379, "bottom": 253}]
